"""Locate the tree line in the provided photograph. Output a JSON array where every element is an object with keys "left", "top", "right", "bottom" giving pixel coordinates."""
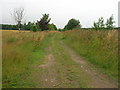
[
  {"left": 93, "top": 15, "right": 115, "bottom": 30},
  {"left": 1, "top": 8, "right": 116, "bottom": 31},
  {"left": 1, "top": 14, "right": 116, "bottom": 31}
]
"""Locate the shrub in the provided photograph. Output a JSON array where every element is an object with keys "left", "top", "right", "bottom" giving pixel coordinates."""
[
  {"left": 64, "top": 18, "right": 81, "bottom": 30},
  {"left": 30, "top": 23, "right": 37, "bottom": 32},
  {"left": 48, "top": 23, "right": 57, "bottom": 30},
  {"left": 106, "top": 15, "right": 115, "bottom": 30},
  {"left": 6, "top": 37, "right": 16, "bottom": 43},
  {"left": 93, "top": 17, "right": 105, "bottom": 30}
]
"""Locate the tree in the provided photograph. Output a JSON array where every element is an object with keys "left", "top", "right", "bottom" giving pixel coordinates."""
[
  {"left": 1, "top": 24, "right": 18, "bottom": 30},
  {"left": 36, "top": 22, "right": 40, "bottom": 31},
  {"left": 58, "top": 28, "right": 62, "bottom": 31},
  {"left": 106, "top": 15, "right": 115, "bottom": 29},
  {"left": 64, "top": 18, "right": 81, "bottom": 30},
  {"left": 37, "top": 14, "right": 51, "bottom": 31},
  {"left": 13, "top": 8, "right": 24, "bottom": 30},
  {"left": 98, "top": 17, "right": 105, "bottom": 29},
  {"left": 93, "top": 22, "right": 99, "bottom": 30},
  {"left": 30, "top": 23, "right": 37, "bottom": 32},
  {"left": 24, "top": 22, "right": 31, "bottom": 30},
  {"left": 93, "top": 17, "right": 105, "bottom": 30},
  {"left": 48, "top": 23, "right": 57, "bottom": 30}
]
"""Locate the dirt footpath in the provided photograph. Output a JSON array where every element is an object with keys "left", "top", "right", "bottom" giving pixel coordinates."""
[
  {"left": 60, "top": 41, "right": 118, "bottom": 88},
  {"left": 33, "top": 33, "right": 118, "bottom": 88}
]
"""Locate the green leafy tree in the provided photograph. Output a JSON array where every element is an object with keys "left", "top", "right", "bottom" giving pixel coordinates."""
[
  {"left": 48, "top": 23, "right": 57, "bottom": 30},
  {"left": 99, "top": 17, "right": 105, "bottom": 29},
  {"left": 30, "top": 23, "right": 37, "bottom": 32},
  {"left": 58, "top": 28, "right": 63, "bottom": 31},
  {"left": 23, "top": 22, "right": 31, "bottom": 30},
  {"left": 26, "top": 22, "right": 31, "bottom": 30},
  {"left": 1, "top": 24, "right": 18, "bottom": 30},
  {"left": 93, "top": 22, "right": 99, "bottom": 30},
  {"left": 106, "top": 15, "right": 115, "bottom": 29},
  {"left": 11, "top": 25, "right": 18, "bottom": 30},
  {"left": 37, "top": 14, "right": 51, "bottom": 31},
  {"left": 64, "top": 18, "right": 81, "bottom": 30},
  {"left": 36, "top": 23, "right": 40, "bottom": 31},
  {"left": 93, "top": 17, "right": 105, "bottom": 30}
]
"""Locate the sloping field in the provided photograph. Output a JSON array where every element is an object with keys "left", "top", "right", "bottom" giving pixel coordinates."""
[{"left": 2, "top": 30, "right": 118, "bottom": 88}]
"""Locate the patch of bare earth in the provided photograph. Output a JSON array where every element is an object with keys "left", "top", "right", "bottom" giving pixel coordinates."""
[
  {"left": 39, "top": 54, "right": 54, "bottom": 68},
  {"left": 60, "top": 41, "right": 118, "bottom": 88},
  {"left": 37, "top": 47, "right": 58, "bottom": 88}
]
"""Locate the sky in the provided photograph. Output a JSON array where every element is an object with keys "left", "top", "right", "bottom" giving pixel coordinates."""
[
  {"left": 0, "top": 0, "right": 119, "bottom": 28},
  {"left": 118, "top": 1, "right": 120, "bottom": 27}
]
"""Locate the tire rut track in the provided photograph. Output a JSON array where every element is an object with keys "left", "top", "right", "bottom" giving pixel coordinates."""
[
  {"left": 60, "top": 41, "right": 118, "bottom": 88},
  {"left": 37, "top": 47, "right": 58, "bottom": 88}
]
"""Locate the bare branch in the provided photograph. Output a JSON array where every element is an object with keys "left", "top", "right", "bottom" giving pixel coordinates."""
[{"left": 13, "top": 7, "right": 24, "bottom": 30}]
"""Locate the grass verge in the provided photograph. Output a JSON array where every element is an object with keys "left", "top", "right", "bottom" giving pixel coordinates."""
[{"left": 62, "top": 30, "right": 118, "bottom": 80}]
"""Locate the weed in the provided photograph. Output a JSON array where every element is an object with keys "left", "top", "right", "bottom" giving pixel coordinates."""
[{"left": 6, "top": 37, "right": 16, "bottom": 43}]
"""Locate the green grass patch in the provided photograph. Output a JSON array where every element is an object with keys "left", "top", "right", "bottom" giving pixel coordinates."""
[{"left": 49, "top": 33, "right": 91, "bottom": 88}]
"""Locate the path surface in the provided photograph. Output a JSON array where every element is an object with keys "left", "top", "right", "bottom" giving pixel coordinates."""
[{"left": 32, "top": 33, "right": 118, "bottom": 88}]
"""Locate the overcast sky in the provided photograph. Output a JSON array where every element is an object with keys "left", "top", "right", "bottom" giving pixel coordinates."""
[{"left": 0, "top": 0, "right": 119, "bottom": 28}]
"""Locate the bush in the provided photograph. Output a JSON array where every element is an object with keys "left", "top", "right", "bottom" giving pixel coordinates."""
[
  {"left": 7, "top": 37, "right": 16, "bottom": 43},
  {"left": 48, "top": 23, "right": 57, "bottom": 30},
  {"left": 106, "top": 15, "right": 115, "bottom": 30},
  {"left": 93, "top": 16, "right": 115, "bottom": 30},
  {"left": 93, "top": 17, "right": 105, "bottom": 30},
  {"left": 64, "top": 18, "right": 81, "bottom": 30},
  {"left": 30, "top": 23, "right": 37, "bottom": 32}
]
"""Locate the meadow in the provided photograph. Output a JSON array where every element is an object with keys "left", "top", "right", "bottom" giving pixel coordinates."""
[
  {"left": 2, "top": 30, "right": 49, "bottom": 87},
  {"left": 63, "top": 30, "right": 118, "bottom": 80},
  {"left": 2, "top": 30, "right": 118, "bottom": 88}
]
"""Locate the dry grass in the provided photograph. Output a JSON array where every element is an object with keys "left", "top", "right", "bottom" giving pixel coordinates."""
[
  {"left": 2, "top": 31, "right": 48, "bottom": 87},
  {"left": 63, "top": 30, "right": 118, "bottom": 80},
  {"left": 2, "top": 30, "right": 118, "bottom": 87},
  {"left": 0, "top": 30, "right": 30, "bottom": 32}
]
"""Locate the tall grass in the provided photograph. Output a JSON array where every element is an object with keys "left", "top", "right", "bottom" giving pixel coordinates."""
[
  {"left": 2, "top": 31, "right": 48, "bottom": 87},
  {"left": 63, "top": 30, "right": 118, "bottom": 80}
]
